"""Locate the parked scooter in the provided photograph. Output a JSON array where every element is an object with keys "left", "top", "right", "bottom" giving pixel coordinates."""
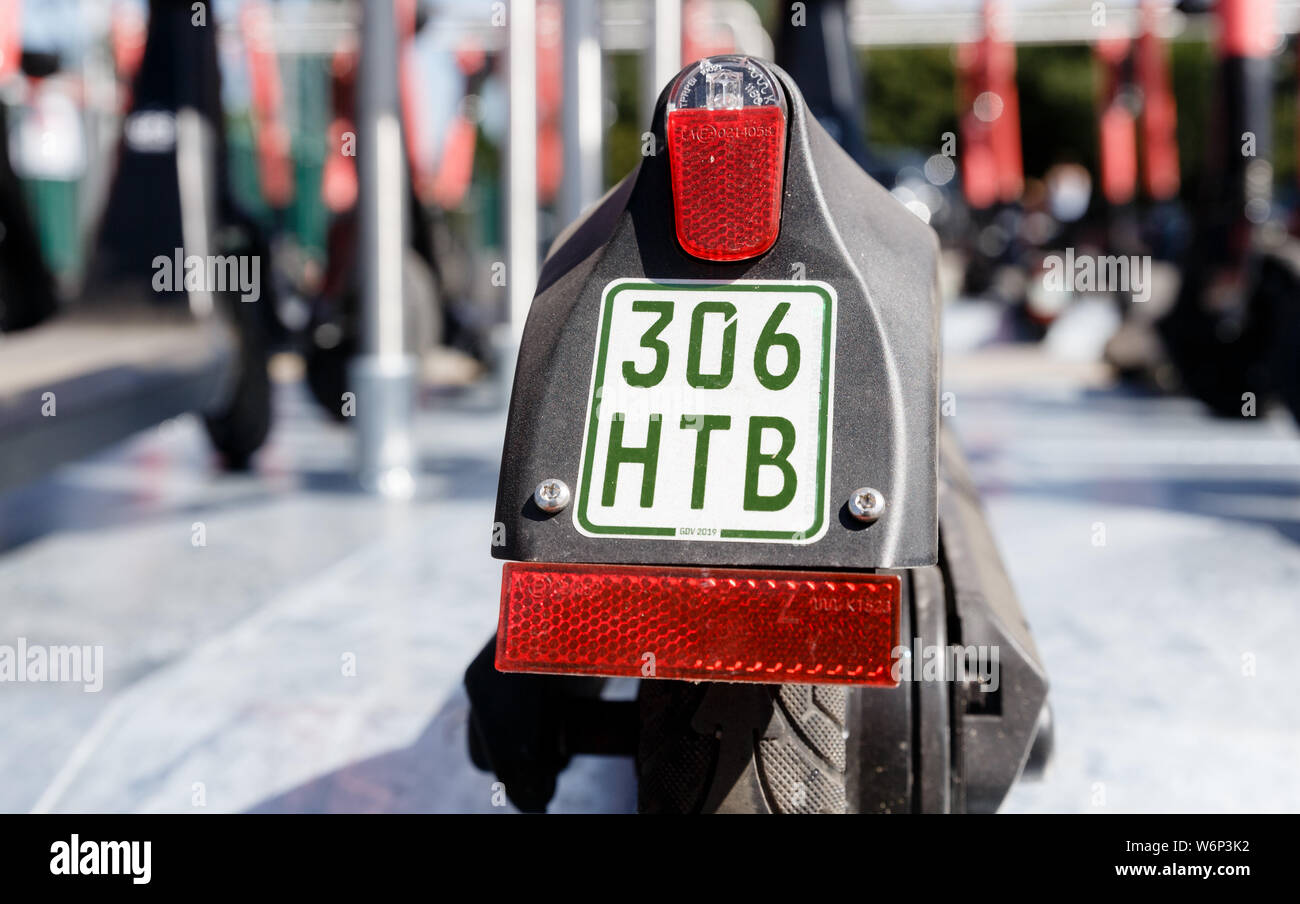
[
  {"left": 304, "top": 7, "right": 492, "bottom": 422},
  {"left": 0, "top": 0, "right": 272, "bottom": 488},
  {"left": 1147, "top": 0, "right": 1300, "bottom": 422},
  {"left": 465, "top": 56, "right": 1050, "bottom": 813}
]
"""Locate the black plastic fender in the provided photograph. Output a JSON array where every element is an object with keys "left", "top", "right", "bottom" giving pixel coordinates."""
[{"left": 492, "top": 61, "right": 940, "bottom": 571}]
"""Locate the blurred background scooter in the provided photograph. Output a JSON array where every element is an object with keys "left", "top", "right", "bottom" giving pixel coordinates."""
[
  {"left": 0, "top": 0, "right": 273, "bottom": 486},
  {"left": 303, "top": 0, "right": 495, "bottom": 422},
  {"left": 1114, "top": 0, "right": 1300, "bottom": 423}
]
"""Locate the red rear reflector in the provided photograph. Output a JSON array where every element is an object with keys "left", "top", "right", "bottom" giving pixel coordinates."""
[
  {"left": 496, "top": 562, "right": 900, "bottom": 687},
  {"left": 666, "top": 56, "right": 787, "bottom": 262}
]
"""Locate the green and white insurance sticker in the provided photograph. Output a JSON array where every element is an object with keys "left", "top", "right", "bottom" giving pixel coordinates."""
[{"left": 574, "top": 279, "right": 836, "bottom": 544}]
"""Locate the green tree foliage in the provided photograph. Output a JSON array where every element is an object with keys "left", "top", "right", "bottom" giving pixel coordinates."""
[
  {"left": 598, "top": 14, "right": 1298, "bottom": 204},
  {"left": 861, "top": 40, "right": 1295, "bottom": 204},
  {"left": 862, "top": 47, "right": 957, "bottom": 156},
  {"left": 606, "top": 54, "right": 646, "bottom": 189}
]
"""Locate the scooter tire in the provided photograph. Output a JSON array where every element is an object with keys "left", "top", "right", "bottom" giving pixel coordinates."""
[
  {"left": 636, "top": 679, "right": 851, "bottom": 814},
  {"left": 304, "top": 250, "right": 441, "bottom": 423},
  {"left": 204, "top": 295, "right": 272, "bottom": 469}
]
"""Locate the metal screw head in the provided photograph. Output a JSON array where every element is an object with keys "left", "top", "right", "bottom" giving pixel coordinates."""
[
  {"left": 533, "top": 478, "right": 572, "bottom": 514},
  {"left": 847, "top": 487, "right": 885, "bottom": 523}
]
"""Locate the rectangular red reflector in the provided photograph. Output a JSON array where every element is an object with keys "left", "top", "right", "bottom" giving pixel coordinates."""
[{"left": 496, "top": 562, "right": 900, "bottom": 687}]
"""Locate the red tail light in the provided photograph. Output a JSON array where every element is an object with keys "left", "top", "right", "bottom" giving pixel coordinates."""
[
  {"left": 666, "top": 56, "right": 787, "bottom": 262},
  {"left": 496, "top": 562, "right": 900, "bottom": 687}
]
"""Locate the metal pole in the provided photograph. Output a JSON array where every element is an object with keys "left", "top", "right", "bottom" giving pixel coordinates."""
[
  {"left": 560, "top": 0, "right": 604, "bottom": 228},
  {"left": 643, "top": 0, "right": 682, "bottom": 127},
  {"left": 508, "top": 0, "right": 538, "bottom": 342},
  {"left": 352, "top": 0, "right": 417, "bottom": 499}
]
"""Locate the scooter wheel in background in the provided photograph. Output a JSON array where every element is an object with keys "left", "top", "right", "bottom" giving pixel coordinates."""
[
  {"left": 1255, "top": 245, "right": 1300, "bottom": 426},
  {"left": 304, "top": 249, "right": 441, "bottom": 422},
  {"left": 204, "top": 293, "right": 272, "bottom": 470},
  {"left": 305, "top": 331, "right": 354, "bottom": 423}
]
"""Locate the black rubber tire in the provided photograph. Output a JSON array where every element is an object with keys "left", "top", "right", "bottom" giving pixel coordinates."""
[
  {"left": 305, "top": 336, "right": 352, "bottom": 423},
  {"left": 304, "top": 250, "right": 440, "bottom": 423},
  {"left": 204, "top": 296, "right": 272, "bottom": 469},
  {"left": 1256, "top": 247, "right": 1300, "bottom": 427},
  {"left": 636, "top": 679, "right": 850, "bottom": 814}
]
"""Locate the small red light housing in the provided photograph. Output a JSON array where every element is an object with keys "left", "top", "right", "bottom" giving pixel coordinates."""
[
  {"left": 496, "top": 562, "right": 900, "bottom": 687},
  {"left": 666, "top": 56, "right": 787, "bottom": 262}
]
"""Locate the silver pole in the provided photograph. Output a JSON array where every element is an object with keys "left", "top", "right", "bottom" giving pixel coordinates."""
[
  {"left": 560, "top": 0, "right": 604, "bottom": 228},
  {"left": 507, "top": 0, "right": 538, "bottom": 343},
  {"left": 352, "top": 0, "right": 417, "bottom": 499},
  {"left": 643, "top": 0, "right": 682, "bottom": 128}
]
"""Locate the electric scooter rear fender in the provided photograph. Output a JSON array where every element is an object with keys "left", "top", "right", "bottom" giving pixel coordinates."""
[{"left": 493, "top": 61, "right": 940, "bottom": 570}]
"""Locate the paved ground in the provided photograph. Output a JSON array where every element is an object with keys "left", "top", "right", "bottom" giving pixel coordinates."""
[
  {"left": 1, "top": 346, "right": 1297, "bottom": 813},
  {"left": 950, "top": 352, "right": 1300, "bottom": 813}
]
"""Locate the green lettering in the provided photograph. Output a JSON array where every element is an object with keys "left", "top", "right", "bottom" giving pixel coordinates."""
[
  {"left": 622, "top": 301, "right": 674, "bottom": 387},
  {"left": 686, "top": 301, "right": 737, "bottom": 389},
  {"left": 602, "top": 415, "right": 663, "bottom": 507},
  {"left": 680, "top": 414, "right": 731, "bottom": 509},
  {"left": 754, "top": 302, "right": 801, "bottom": 390},
  {"left": 743, "top": 416, "right": 797, "bottom": 511}
]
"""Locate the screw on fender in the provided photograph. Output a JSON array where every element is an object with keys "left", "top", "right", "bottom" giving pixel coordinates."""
[
  {"left": 847, "top": 487, "right": 886, "bottom": 523},
  {"left": 533, "top": 478, "right": 571, "bottom": 514}
]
